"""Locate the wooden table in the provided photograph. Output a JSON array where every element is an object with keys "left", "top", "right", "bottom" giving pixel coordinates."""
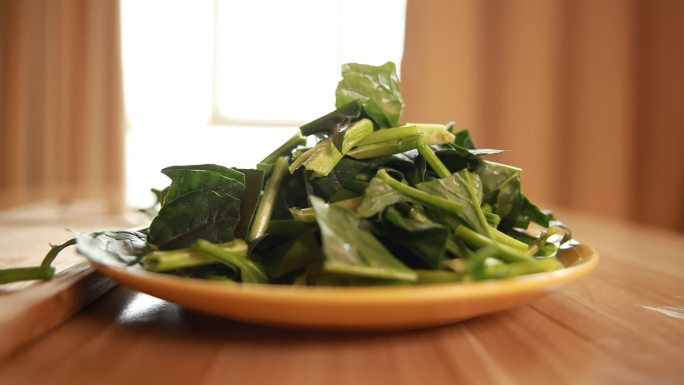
[{"left": 0, "top": 204, "right": 682, "bottom": 385}]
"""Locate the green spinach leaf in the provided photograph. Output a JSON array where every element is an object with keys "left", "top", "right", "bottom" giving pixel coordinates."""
[
  {"left": 149, "top": 165, "right": 246, "bottom": 249},
  {"left": 357, "top": 173, "right": 410, "bottom": 218},
  {"left": 161, "top": 164, "right": 244, "bottom": 204},
  {"left": 76, "top": 230, "right": 151, "bottom": 267},
  {"left": 417, "top": 170, "right": 487, "bottom": 234},
  {"left": 375, "top": 207, "right": 449, "bottom": 269},
  {"left": 310, "top": 196, "right": 416, "bottom": 282},
  {"left": 252, "top": 220, "right": 322, "bottom": 279},
  {"left": 335, "top": 62, "right": 403, "bottom": 128},
  {"left": 233, "top": 169, "right": 265, "bottom": 239}
]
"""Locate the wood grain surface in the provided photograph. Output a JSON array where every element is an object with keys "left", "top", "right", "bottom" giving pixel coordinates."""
[
  {"left": 0, "top": 201, "right": 146, "bottom": 358},
  {"left": 0, "top": 207, "right": 682, "bottom": 385}
]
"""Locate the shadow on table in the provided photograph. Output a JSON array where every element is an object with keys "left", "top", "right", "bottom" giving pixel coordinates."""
[{"left": 91, "top": 285, "right": 499, "bottom": 344}]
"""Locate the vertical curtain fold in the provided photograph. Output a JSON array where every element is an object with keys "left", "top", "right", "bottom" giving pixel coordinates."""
[
  {"left": 402, "top": 0, "right": 684, "bottom": 232},
  {"left": 0, "top": 0, "right": 124, "bottom": 213}
]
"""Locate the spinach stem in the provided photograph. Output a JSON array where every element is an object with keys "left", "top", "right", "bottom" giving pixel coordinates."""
[
  {"left": 41, "top": 238, "right": 77, "bottom": 268},
  {"left": 416, "top": 146, "right": 529, "bottom": 254},
  {"left": 417, "top": 144, "right": 451, "bottom": 178},
  {"left": 288, "top": 138, "right": 343, "bottom": 176},
  {"left": 143, "top": 239, "right": 248, "bottom": 272},
  {"left": 193, "top": 239, "right": 268, "bottom": 283},
  {"left": 341, "top": 118, "right": 373, "bottom": 153},
  {"left": 454, "top": 225, "right": 529, "bottom": 262},
  {"left": 347, "top": 134, "right": 423, "bottom": 159},
  {"left": 481, "top": 257, "right": 563, "bottom": 279},
  {"left": 492, "top": 228, "right": 529, "bottom": 250},
  {"left": 260, "top": 132, "right": 306, "bottom": 165},
  {"left": 248, "top": 156, "right": 289, "bottom": 241},
  {"left": 358, "top": 125, "right": 420, "bottom": 145},
  {"left": 0, "top": 267, "right": 55, "bottom": 284},
  {"left": 415, "top": 269, "right": 461, "bottom": 284},
  {"left": 460, "top": 170, "right": 494, "bottom": 239},
  {"left": 526, "top": 227, "right": 562, "bottom": 257},
  {"left": 289, "top": 207, "right": 316, "bottom": 222},
  {"left": 377, "top": 169, "right": 462, "bottom": 214},
  {"left": 359, "top": 124, "right": 454, "bottom": 146}
]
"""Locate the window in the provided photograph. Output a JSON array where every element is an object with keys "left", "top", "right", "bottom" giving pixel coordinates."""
[{"left": 121, "top": 0, "right": 406, "bottom": 206}]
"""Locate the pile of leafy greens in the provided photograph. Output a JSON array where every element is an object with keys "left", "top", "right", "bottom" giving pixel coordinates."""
[{"left": 0, "top": 62, "right": 573, "bottom": 286}]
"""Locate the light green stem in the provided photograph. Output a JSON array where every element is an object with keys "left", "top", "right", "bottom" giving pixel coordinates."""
[
  {"left": 482, "top": 257, "right": 563, "bottom": 279},
  {"left": 415, "top": 270, "right": 462, "bottom": 284},
  {"left": 289, "top": 207, "right": 316, "bottom": 222},
  {"left": 347, "top": 134, "right": 422, "bottom": 159},
  {"left": 417, "top": 143, "right": 451, "bottom": 178},
  {"left": 193, "top": 240, "right": 268, "bottom": 283},
  {"left": 0, "top": 267, "right": 54, "bottom": 284},
  {"left": 359, "top": 124, "right": 454, "bottom": 146},
  {"left": 143, "top": 239, "right": 248, "bottom": 272},
  {"left": 42, "top": 238, "right": 77, "bottom": 268},
  {"left": 248, "top": 156, "right": 289, "bottom": 241},
  {"left": 359, "top": 125, "right": 419, "bottom": 145},
  {"left": 492, "top": 228, "right": 529, "bottom": 250},
  {"left": 376, "top": 169, "right": 462, "bottom": 215},
  {"left": 454, "top": 225, "right": 529, "bottom": 262},
  {"left": 341, "top": 118, "right": 373, "bottom": 153},
  {"left": 260, "top": 132, "right": 306, "bottom": 165},
  {"left": 413, "top": 146, "right": 529, "bottom": 258}
]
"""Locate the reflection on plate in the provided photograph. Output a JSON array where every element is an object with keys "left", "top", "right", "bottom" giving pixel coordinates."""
[{"left": 88, "top": 242, "right": 598, "bottom": 331}]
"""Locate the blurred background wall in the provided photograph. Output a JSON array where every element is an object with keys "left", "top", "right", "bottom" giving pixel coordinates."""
[
  {"left": 402, "top": 0, "right": 684, "bottom": 232},
  {"left": 1, "top": 0, "right": 682, "bottom": 232},
  {"left": 0, "top": 0, "right": 124, "bottom": 213}
]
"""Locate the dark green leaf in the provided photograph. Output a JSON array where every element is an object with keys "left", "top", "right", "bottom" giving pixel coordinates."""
[
  {"left": 310, "top": 196, "right": 417, "bottom": 282},
  {"left": 435, "top": 147, "right": 477, "bottom": 175},
  {"left": 516, "top": 195, "right": 551, "bottom": 228},
  {"left": 149, "top": 165, "right": 246, "bottom": 249},
  {"left": 453, "top": 129, "right": 476, "bottom": 149},
  {"left": 299, "top": 101, "right": 362, "bottom": 136},
  {"left": 272, "top": 168, "right": 309, "bottom": 220},
  {"left": 357, "top": 174, "right": 410, "bottom": 218},
  {"left": 161, "top": 164, "right": 244, "bottom": 205},
  {"left": 306, "top": 157, "right": 377, "bottom": 201},
  {"left": 150, "top": 189, "right": 241, "bottom": 249},
  {"left": 252, "top": 220, "right": 322, "bottom": 279},
  {"left": 434, "top": 142, "right": 504, "bottom": 177},
  {"left": 233, "top": 168, "right": 265, "bottom": 238},
  {"left": 154, "top": 164, "right": 244, "bottom": 244},
  {"left": 376, "top": 207, "right": 449, "bottom": 269},
  {"left": 476, "top": 160, "right": 522, "bottom": 221}
]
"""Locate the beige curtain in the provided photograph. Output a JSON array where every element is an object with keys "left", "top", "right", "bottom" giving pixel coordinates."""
[
  {"left": 402, "top": 0, "right": 684, "bottom": 232},
  {"left": 0, "top": 0, "right": 124, "bottom": 213}
]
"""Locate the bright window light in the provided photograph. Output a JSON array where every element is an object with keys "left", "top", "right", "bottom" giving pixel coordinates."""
[
  {"left": 121, "top": 0, "right": 406, "bottom": 207},
  {"left": 215, "top": 0, "right": 340, "bottom": 123},
  {"left": 121, "top": 0, "right": 214, "bottom": 130}
]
